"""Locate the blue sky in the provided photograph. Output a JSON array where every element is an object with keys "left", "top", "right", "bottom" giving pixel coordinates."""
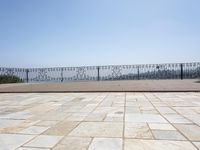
[{"left": 0, "top": 0, "right": 200, "bottom": 68}]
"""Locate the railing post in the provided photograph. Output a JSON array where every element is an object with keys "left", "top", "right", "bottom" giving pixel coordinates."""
[
  {"left": 61, "top": 68, "right": 63, "bottom": 82},
  {"left": 97, "top": 66, "right": 100, "bottom": 81},
  {"left": 180, "top": 64, "right": 183, "bottom": 80},
  {"left": 137, "top": 66, "right": 140, "bottom": 80},
  {"left": 26, "top": 69, "right": 29, "bottom": 83}
]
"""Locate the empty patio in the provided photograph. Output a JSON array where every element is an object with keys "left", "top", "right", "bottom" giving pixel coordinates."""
[{"left": 0, "top": 92, "right": 200, "bottom": 150}]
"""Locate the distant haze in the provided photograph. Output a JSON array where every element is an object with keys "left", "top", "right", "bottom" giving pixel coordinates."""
[{"left": 0, "top": 0, "right": 200, "bottom": 68}]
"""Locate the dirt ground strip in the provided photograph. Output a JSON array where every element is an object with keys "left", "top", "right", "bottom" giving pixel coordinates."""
[{"left": 0, "top": 79, "right": 200, "bottom": 92}]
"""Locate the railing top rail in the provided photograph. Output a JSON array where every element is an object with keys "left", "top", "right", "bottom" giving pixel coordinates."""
[{"left": 1, "top": 62, "right": 200, "bottom": 69}]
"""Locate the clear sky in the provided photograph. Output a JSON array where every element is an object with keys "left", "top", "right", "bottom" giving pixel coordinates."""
[{"left": 0, "top": 0, "right": 200, "bottom": 68}]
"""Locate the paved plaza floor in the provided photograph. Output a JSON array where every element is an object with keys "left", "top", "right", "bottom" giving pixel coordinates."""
[{"left": 0, "top": 92, "right": 200, "bottom": 150}]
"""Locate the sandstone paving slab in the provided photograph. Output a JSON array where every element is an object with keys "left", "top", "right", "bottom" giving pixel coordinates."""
[
  {"left": 31, "top": 112, "right": 69, "bottom": 121},
  {"left": 151, "top": 102, "right": 167, "bottom": 107},
  {"left": 53, "top": 137, "right": 92, "bottom": 150},
  {"left": 125, "top": 114, "right": 168, "bottom": 123},
  {"left": 125, "top": 107, "right": 140, "bottom": 113},
  {"left": 69, "top": 122, "right": 123, "bottom": 137},
  {"left": 104, "top": 113, "right": 123, "bottom": 122},
  {"left": 140, "top": 109, "right": 158, "bottom": 114},
  {"left": 0, "top": 111, "right": 32, "bottom": 120},
  {"left": 184, "top": 115, "right": 200, "bottom": 124},
  {"left": 88, "top": 138, "right": 122, "bottom": 150},
  {"left": 0, "top": 119, "right": 25, "bottom": 129},
  {"left": 36, "top": 120, "right": 58, "bottom": 126},
  {"left": 193, "top": 142, "right": 200, "bottom": 149},
  {"left": 17, "top": 147, "right": 50, "bottom": 150},
  {"left": 163, "top": 115, "right": 192, "bottom": 124},
  {"left": 0, "top": 120, "right": 40, "bottom": 134},
  {"left": 152, "top": 130, "right": 186, "bottom": 140},
  {"left": 24, "top": 135, "right": 63, "bottom": 148},
  {"left": 139, "top": 106, "right": 157, "bottom": 111},
  {"left": 148, "top": 123, "right": 176, "bottom": 130},
  {"left": 84, "top": 113, "right": 105, "bottom": 122},
  {"left": 43, "top": 121, "right": 79, "bottom": 136},
  {"left": 125, "top": 123, "right": 153, "bottom": 139},
  {"left": 64, "top": 106, "right": 85, "bottom": 113},
  {"left": 163, "top": 100, "right": 197, "bottom": 107},
  {"left": 0, "top": 134, "right": 35, "bottom": 150},
  {"left": 124, "top": 139, "right": 197, "bottom": 150},
  {"left": 156, "top": 107, "right": 176, "bottom": 114},
  {"left": 174, "top": 124, "right": 200, "bottom": 141},
  {"left": 19, "top": 126, "right": 50, "bottom": 135},
  {"left": 174, "top": 107, "right": 198, "bottom": 115},
  {"left": 92, "top": 107, "right": 124, "bottom": 115},
  {"left": 65, "top": 113, "right": 89, "bottom": 121}
]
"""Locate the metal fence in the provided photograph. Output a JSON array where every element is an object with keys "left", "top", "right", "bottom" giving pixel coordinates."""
[{"left": 0, "top": 62, "right": 200, "bottom": 83}]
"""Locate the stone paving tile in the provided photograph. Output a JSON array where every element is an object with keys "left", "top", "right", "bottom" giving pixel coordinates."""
[
  {"left": 139, "top": 106, "right": 158, "bottom": 113},
  {"left": 19, "top": 126, "right": 50, "bottom": 135},
  {"left": 36, "top": 120, "right": 58, "bottom": 126},
  {"left": 84, "top": 113, "right": 105, "bottom": 121},
  {"left": 65, "top": 113, "right": 89, "bottom": 121},
  {"left": 163, "top": 114, "right": 192, "bottom": 124},
  {"left": 193, "top": 142, "right": 200, "bottom": 149},
  {"left": 88, "top": 138, "right": 122, "bottom": 150},
  {"left": 24, "top": 135, "right": 63, "bottom": 148},
  {"left": 69, "top": 122, "right": 123, "bottom": 137},
  {"left": 0, "top": 120, "right": 41, "bottom": 134},
  {"left": 17, "top": 147, "right": 50, "bottom": 150},
  {"left": 53, "top": 137, "right": 92, "bottom": 150},
  {"left": 0, "top": 93, "right": 200, "bottom": 150},
  {"left": 184, "top": 114, "right": 200, "bottom": 124},
  {"left": 174, "top": 107, "right": 198, "bottom": 115},
  {"left": 0, "top": 134, "right": 35, "bottom": 150},
  {"left": 0, "top": 119, "right": 25, "bottom": 129},
  {"left": 125, "top": 114, "right": 168, "bottom": 123},
  {"left": 104, "top": 113, "right": 123, "bottom": 122},
  {"left": 43, "top": 121, "right": 79, "bottom": 136},
  {"left": 0, "top": 111, "right": 32, "bottom": 120},
  {"left": 174, "top": 124, "right": 200, "bottom": 141},
  {"left": 152, "top": 130, "right": 186, "bottom": 140},
  {"left": 148, "top": 123, "right": 176, "bottom": 130},
  {"left": 124, "top": 139, "right": 197, "bottom": 150},
  {"left": 126, "top": 107, "right": 140, "bottom": 113},
  {"left": 92, "top": 107, "right": 124, "bottom": 115},
  {"left": 125, "top": 123, "right": 153, "bottom": 139},
  {"left": 156, "top": 107, "right": 177, "bottom": 114}
]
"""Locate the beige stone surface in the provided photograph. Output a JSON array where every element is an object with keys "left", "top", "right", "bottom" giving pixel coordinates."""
[
  {"left": 0, "top": 134, "right": 35, "bottom": 150},
  {"left": 69, "top": 122, "right": 123, "bottom": 137},
  {"left": 19, "top": 126, "right": 49, "bottom": 135},
  {"left": 53, "top": 137, "right": 92, "bottom": 150},
  {"left": 124, "top": 139, "right": 197, "bottom": 150},
  {"left": 174, "top": 124, "right": 200, "bottom": 141},
  {"left": 36, "top": 120, "right": 58, "bottom": 126},
  {"left": 17, "top": 148, "right": 50, "bottom": 150},
  {"left": 125, "top": 114, "right": 167, "bottom": 123},
  {"left": 152, "top": 130, "right": 186, "bottom": 140},
  {"left": 0, "top": 92, "right": 200, "bottom": 150},
  {"left": 43, "top": 121, "right": 79, "bottom": 136},
  {"left": 193, "top": 142, "right": 200, "bottom": 149},
  {"left": 88, "top": 138, "right": 122, "bottom": 150},
  {"left": 125, "top": 123, "right": 153, "bottom": 139},
  {"left": 24, "top": 135, "right": 63, "bottom": 148},
  {"left": 148, "top": 123, "right": 176, "bottom": 130}
]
